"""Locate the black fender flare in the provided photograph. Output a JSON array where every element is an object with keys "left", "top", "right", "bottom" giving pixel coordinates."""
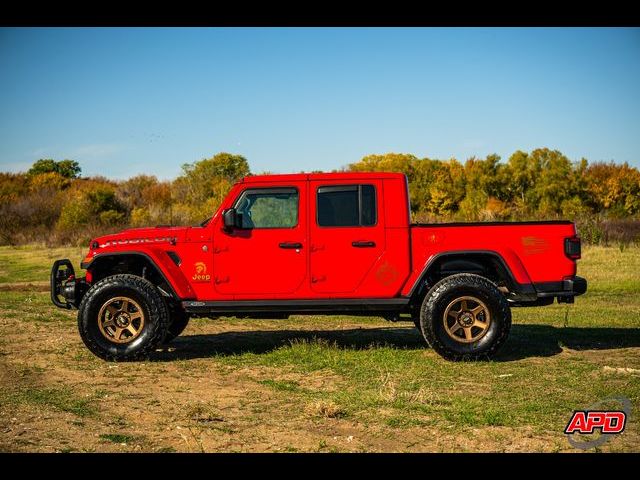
[
  {"left": 407, "top": 250, "right": 536, "bottom": 304},
  {"left": 84, "top": 251, "right": 181, "bottom": 300}
]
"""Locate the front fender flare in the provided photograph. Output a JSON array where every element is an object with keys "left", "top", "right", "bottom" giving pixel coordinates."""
[{"left": 83, "top": 250, "right": 195, "bottom": 300}]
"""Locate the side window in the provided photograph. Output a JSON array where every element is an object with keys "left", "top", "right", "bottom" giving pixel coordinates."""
[
  {"left": 234, "top": 188, "right": 298, "bottom": 229},
  {"left": 317, "top": 184, "right": 377, "bottom": 227}
]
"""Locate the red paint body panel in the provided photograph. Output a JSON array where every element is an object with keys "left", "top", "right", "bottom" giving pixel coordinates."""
[
  {"left": 83, "top": 172, "right": 581, "bottom": 302},
  {"left": 213, "top": 182, "right": 308, "bottom": 298},
  {"left": 400, "top": 223, "right": 577, "bottom": 296},
  {"left": 87, "top": 242, "right": 196, "bottom": 299},
  {"left": 308, "top": 178, "right": 386, "bottom": 295}
]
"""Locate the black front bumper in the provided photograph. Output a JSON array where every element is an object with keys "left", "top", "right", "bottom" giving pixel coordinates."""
[{"left": 51, "top": 259, "right": 87, "bottom": 309}]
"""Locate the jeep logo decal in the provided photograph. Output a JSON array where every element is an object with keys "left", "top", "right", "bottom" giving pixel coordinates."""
[{"left": 192, "top": 262, "right": 211, "bottom": 282}]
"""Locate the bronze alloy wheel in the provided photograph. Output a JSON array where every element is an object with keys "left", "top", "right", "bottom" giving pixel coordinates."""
[
  {"left": 97, "top": 296, "right": 145, "bottom": 344},
  {"left": 443, "top": 295, "right": 491, "bottom": 344}
]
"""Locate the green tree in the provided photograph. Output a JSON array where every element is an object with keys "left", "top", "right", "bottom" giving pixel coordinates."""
[
  {"left": 504, "top": 150, "right": 538, "bottom": 206},
  {"left": 28, "top": 159, "right": 81, "bottom": 178},
  {"left": 530, "top": 148, "right": 575, "bottom": 215},
  {"left": 56, "top": 159, "right": 82, "bottom": 178},
  {"left": 425, "top": 159, "right": 465, "bottom": 217},
  {"left": 459, "top": 154, "right": 508, "bottom": 220},
  {"left": 173, "top": 152, "right": 250, "bottom": 222}
]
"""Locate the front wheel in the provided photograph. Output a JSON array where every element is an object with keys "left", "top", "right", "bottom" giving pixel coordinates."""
[
  {"left": 419, "top": 273, "right": 511, "bottom": 361},
  {"left": 78, "top": 274, "right": 170, "bottom": 361},
  {"left": 163, "top": 304, "right": 190, "bottom": 344}
]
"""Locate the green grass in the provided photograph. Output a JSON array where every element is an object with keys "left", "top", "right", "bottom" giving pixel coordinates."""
[
  {"left": 213, "top": 334, "right": 640, "bottom": 431},
  {"left": 0, "top": 245, "right": 85, "bottom": 283},
  {"left": 0, "top": 290, "right": 75, "bottom": 323},
  {"left": 2, "top": 386, "right": 98, "bottom": 418},
  {"left": 1, "top": 244, "right": 638, "bottom": 451},
  {"left": 204, "top": 246, "right": 640, "bottom": 434},
  {"left": 258, "top": 379, "right": 305, "bottom": 393},
  {"left": 578, "top": 246, "right": 640, "bottom": 293},
  {"left": 99, "top": 433, "right": 137, "bottom": 444}
]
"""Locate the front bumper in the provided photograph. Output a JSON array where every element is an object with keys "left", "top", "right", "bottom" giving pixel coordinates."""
[{"left": 51, "top": 259, "right": 87, "bottom": 309}]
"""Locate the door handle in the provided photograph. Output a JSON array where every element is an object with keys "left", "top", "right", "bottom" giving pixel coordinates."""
[
  {"left": 279, "top": 242, "right": 303, "bottom": 249},
  {"left": 352, "top": 241, "right": 376, "bottom": 248}
]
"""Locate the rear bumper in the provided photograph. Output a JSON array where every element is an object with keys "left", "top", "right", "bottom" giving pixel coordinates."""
[
  {"left": 510, "top": 276, "right": 587, "bottom": 306},
  {"left": 566, "top": 276, "right": 587, "bottom": 296},
  {"left": 530, "top": 275, "right": 587, "bottom": 304},
  {"left": 51, "top": 259, "right": 87, "bottom": 309},
  {"left": 535, "top": 275, "right": 587, "bottom": 298}
]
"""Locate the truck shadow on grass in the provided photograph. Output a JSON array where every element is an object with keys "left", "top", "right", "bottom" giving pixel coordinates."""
[{"left": 152, "top": 325, "right": 640, "bottom": 362}]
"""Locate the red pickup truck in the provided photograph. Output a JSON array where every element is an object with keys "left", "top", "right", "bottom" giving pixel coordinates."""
[{"left": 51, "top": 172, "right": 586, "bottom": 361}]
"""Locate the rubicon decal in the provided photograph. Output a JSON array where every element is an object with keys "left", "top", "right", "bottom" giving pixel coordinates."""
[
  {"left": 192, "top": 262, "right": 211, "bottom": 282},
  {"left": 565, "top": 397, "right": 631, "bottom": 450},
  {"left": 99, "top": 236, "right": 177, "bottom": 247}
]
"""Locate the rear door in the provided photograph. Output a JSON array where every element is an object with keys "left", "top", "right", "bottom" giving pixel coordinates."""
[
  {"left": 213, "top": 184, "right": 307, "bottom": 297},
  {"left": 309, "top": 181, "right": 385, "bottom": 294}
]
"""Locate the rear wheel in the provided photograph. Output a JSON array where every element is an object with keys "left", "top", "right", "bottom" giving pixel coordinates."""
[
  {"left": 78, "top": 274, "right": 170, "bottom": 361},
  {"left": 419, "top": 273, "right": 511, "bottom": 361}
]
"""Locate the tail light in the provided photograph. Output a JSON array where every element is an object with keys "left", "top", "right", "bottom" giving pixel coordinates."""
[{"left": 564, "top": 236, "right": 581, "bottom": 260}]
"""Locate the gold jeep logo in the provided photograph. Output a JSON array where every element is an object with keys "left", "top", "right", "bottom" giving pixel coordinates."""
[{"left": 192, "top": 262, "right": 211, "bottom": 282}]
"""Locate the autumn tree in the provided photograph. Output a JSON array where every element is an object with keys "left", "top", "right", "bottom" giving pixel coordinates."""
[
  {"left": 1, "top": 149, "right": 639, "bottom": 246},
  {"left": 173, "top": 152, "right": 250, "bottom": 223}
]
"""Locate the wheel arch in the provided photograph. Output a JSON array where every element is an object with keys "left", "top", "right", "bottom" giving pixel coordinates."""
[
  {"left": 408, "top": 250, "right": 528, "bottom": 306},
  {"left": 86, "top": 252, "right": 182, "bottom": 300}
]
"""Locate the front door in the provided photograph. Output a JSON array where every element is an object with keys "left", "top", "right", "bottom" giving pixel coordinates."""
[
  {"left": 309, "top": 181, "right": 385, "bottom": 294},
  {"left": 213, "top": 184, "right": 307, "bottom": 297}
]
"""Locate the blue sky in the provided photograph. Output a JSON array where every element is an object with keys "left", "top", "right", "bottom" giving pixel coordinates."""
[{"left": 1, "top": 27, "right": 639, "bottom": 179}]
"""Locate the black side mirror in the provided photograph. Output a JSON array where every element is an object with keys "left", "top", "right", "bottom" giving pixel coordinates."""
[{"left": 222, "top": 208, "right": 243, "bottom": 231}]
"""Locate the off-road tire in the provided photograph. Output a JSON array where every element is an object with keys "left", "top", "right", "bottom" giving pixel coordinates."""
[
  {"left": 419, "top": 273, "right": 511, "bottom": 361},
  {"left": 163, "top": 303, "right": 190, "bottom": 344},
  {"left": 78, "top": 274, "right": 170, "bottom": 361}
]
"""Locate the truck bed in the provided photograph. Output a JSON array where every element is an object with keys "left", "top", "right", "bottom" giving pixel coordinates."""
[{"left": 404, "top": 220, "right": 578, "bottom": 296}]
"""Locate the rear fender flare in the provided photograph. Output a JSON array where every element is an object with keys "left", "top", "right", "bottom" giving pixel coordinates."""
[{"left": 407, "top": 250, "right": 535, "bottom": 304}]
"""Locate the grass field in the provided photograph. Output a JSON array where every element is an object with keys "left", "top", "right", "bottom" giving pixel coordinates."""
[{"left": 0, "top": 245, "right": 638, "bottom": 452}]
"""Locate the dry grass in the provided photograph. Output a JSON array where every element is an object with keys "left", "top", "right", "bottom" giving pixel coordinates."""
[{"left": 0, "top": 245, "right": 638, "bottom": 452}]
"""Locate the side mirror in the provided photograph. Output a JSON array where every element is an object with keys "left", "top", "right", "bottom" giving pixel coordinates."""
[{"left": 222, "top": 208, "right": 243, "bottom": 231}]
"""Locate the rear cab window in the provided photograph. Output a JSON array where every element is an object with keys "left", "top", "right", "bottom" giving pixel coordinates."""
[{"left": 316, "top": 184, "right": 377, "bottom": 227}]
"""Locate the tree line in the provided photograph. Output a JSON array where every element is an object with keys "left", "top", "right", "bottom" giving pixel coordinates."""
[{"left": 0, "top": 149, "right": 639, "bottom": 246}]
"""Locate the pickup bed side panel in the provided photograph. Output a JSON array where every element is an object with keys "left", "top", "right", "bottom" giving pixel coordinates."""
[{"left": 401, "top": 222, "right": 577, "bottom": 296}]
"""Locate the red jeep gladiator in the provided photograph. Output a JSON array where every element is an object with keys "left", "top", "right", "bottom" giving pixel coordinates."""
[{"left": 51, "top": 172, "right": 587, "bottom": 361}]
